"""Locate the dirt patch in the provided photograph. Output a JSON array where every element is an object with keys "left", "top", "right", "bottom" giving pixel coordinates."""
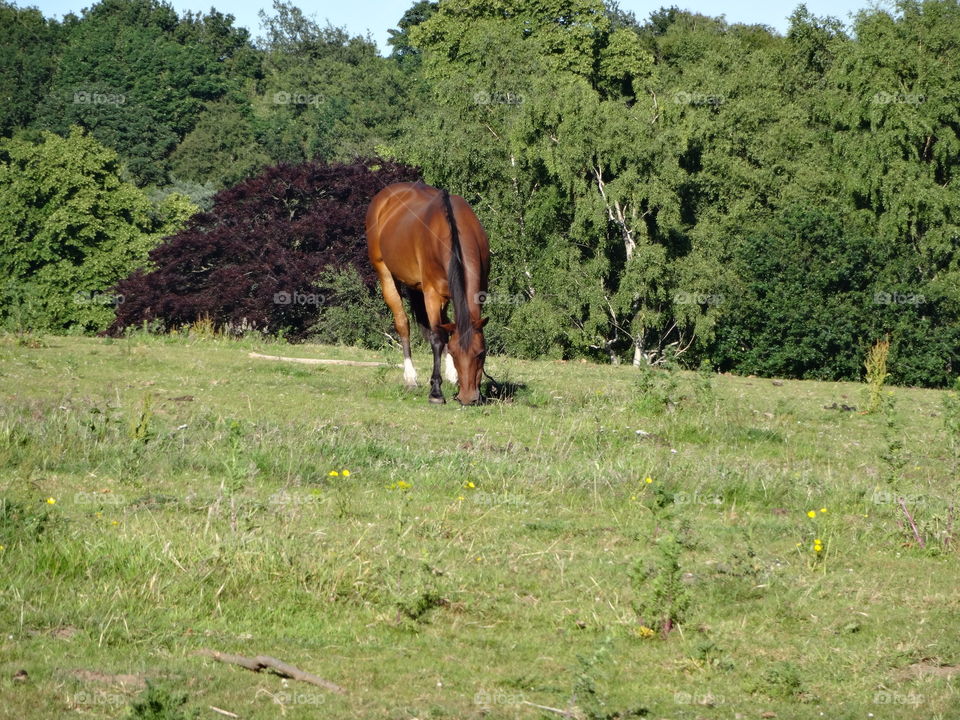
[
  {"left": 51, "top": 626, "right": 80, "bottom": 640},
  {"left": 68, "top": 669, "right": 146, "bottom": 689},
  {"left": 892, "top": 662, "right": 960, "bottom": 682}
]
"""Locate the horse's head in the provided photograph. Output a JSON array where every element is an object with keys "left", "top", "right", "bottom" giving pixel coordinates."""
[{"left": 442, "top": 317, "right": 488, "bottom": 405}]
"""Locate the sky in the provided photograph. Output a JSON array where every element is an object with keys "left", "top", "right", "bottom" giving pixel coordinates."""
[{"left": 31, "top": 0, "right": 888, "bottom": 54}]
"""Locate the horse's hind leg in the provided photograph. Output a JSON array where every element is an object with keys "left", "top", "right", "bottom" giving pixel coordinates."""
[{"left": 374, "top": 265, "right": 418, "bottom": 387}]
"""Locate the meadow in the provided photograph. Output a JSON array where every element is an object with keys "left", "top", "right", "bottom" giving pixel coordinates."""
[{"left": 1, "top": 331, "right": 958, "bottom": 719}]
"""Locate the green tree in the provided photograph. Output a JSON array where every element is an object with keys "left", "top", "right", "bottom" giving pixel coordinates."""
[
  {"left": 0, "top": 1, "right": 62, "bottom": 135},
  {"left": 399, "top": 0, "right": 738, "bottom": 363},
  {"left": 387, "top": 0, "right": 438, "bottom": 69},
  {"left": 254, "top": 1, "right": 410, "bottom": 165},
  {"left": 35, "top": 0, "right": 257, "bottom": 185},
  {"left": 169, "top": 99, "right": 270, "bottom": 188},
  {"left": 0, "top": 128, "right": 194, "bottom": 332}
]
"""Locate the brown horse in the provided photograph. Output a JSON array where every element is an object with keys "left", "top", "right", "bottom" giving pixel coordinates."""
[{"left": 366, "top": 182, "right": 490, "bottom": 405}]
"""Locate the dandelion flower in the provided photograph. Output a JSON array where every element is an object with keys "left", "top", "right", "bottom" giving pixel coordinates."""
[
  {"left": 342, "top": 469, "right": 350, "bottom": 477},
  {"left": 457, "top": 495, "right": 465, "bottom": 501},
  {"left": 820, "top": 507, "right": 827, "bottom": 513},
  {"left": 46, "top": 497, "right": 56, "bottom": 505},
  {"left": 464, "top": 481, "right": 475, "bottom": 489},
  {"left": 807, "top": 510, "right": 816, "bottom": 518},
  {"left": 645, "top": 476, "right": 653, "bottom": 484},
  {"left": 329, "top": 470, "right": 339, "bottom": 477},
  {"left": 111, "top": 520, "right": 119, "bottom": 526},
  {"left": 635, "top": 626, "right": 656, "bottom": 639}
]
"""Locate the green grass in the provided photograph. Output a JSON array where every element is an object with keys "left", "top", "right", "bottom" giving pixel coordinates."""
[{"left": 1, "top": 332, "right": 959, "bottom": 719}]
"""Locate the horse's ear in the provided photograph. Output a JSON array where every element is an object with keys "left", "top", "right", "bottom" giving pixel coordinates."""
[
  {"left": 476, "top": 317, "right": 489, "bottom": 329},
  {"left": 439, "top": 322, "right": 456, "bottom": 334}
]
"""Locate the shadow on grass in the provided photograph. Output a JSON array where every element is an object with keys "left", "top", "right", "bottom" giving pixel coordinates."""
[{"left": 482, "top": 376, "right": 527, "bottom": 403}]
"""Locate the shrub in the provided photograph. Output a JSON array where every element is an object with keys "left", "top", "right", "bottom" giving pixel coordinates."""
[{"left": 109, "top": 158, "right": 420, "bottom": 340}]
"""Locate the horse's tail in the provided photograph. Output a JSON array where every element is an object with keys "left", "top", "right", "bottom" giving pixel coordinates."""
[{"left": 441, "top": 189, "right": 472, "bottom": 350}]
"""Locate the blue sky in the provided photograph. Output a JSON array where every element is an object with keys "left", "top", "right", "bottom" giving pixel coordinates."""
[{"left": 31, "top": 0, "right": 887, "bottom": 54}]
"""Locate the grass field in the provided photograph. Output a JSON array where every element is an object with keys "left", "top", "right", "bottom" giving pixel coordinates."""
[{"left": 1, "top": 332, "right": 958, "bottom": 719}]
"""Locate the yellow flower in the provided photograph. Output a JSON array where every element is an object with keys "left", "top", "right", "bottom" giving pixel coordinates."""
[
  {"left": 342, "top": 469, "right": 350, "bottom": 477},
  {"left": 46, "top": 497, "right": 56, "bottom": 505},
  {"left": 820, "top": 507, "right": 827, "bottom": 513},
  {"left": 630, "top": 495, "right": 637, "bottom": 501},
  {"left": 807, "top": 510, "right": 816, "bottom": 518},
  {"left": 644, "top": 476, "right": 653, "bottom": 484},
  {"left": 328, "top": 470, "right": 339, "bottom": 477},
  {"left": 0, "top": 545, "right": 5, "bottom": 551},
  {"left": 457, "top": 495, "right": 465, "bottom": 501},
  {"left": 389, "top": 480, "right": 411, "bottom": 490},
  {"left": 464, "top": 481, "right": 475, "bottom": 489},
  {"left": 111, "top": 520, "right": 119, "bottom": 526},
  {"left": 635, "top": 625, "right": 656, "bottom": 639}
]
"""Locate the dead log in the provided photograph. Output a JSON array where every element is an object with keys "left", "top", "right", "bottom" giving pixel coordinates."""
[
  {"left": 197, "top": 649, "right": 346, "bottom": 694},
  {"left": 248, "top": 351, "right": 398, "bottom": 368}
]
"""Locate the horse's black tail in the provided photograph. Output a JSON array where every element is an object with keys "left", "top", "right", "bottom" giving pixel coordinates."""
[{"left": 441, "top": 189, "right": 472, "bottom": 350}]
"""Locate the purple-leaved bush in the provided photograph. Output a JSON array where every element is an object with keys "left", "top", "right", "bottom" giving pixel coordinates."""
[{"left": 109, "top": 159, "right": 420, "bottom": 340}]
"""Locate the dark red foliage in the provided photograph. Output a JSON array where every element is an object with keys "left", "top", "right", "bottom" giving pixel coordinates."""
[{"left": 109, "top": 159, "right": 420, "bottom": 339}]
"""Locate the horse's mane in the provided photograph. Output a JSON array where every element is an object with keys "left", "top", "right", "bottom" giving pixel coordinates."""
[{"left": 441, "top": 189, "right": 473, "bottom": 351}]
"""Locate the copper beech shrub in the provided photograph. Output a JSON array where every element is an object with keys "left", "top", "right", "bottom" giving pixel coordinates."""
[{"left": 109, "top": 159, "right": 420, "bottom": 340}]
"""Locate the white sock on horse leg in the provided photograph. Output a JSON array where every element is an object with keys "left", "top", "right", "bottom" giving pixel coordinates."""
[
  {"left": 444, "top": 352, "right": 458, "bottom": 384},
  {"left": 403, "top": 357, "right": 418, "bottom": 386}
]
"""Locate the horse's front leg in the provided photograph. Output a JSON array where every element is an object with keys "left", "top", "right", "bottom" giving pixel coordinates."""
[
  {"left": 424, "top": 290, "right": 449, "bottom": 404},
  {"left": 440, "top": 305, "right": 458, "bottom": 384},
  {"left": 427, "top": 326, "right": 448, "bottom": 404}
]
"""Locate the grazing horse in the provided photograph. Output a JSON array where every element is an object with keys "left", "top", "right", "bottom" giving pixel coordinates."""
[{"left": 366, "top": 182, "right": 489, "bottom": 405}]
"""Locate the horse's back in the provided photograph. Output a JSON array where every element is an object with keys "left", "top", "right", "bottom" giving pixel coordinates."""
[
  {"left": 367, "top": 182, "right": 433, "bottom": 253},
  {"left": 367, "top": 182, "right": 488, "bottom": 291}
]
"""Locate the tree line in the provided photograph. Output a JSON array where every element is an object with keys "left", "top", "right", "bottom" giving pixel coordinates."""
[{"left": 1, "top": 0, "right": 958, "bottom": 386}]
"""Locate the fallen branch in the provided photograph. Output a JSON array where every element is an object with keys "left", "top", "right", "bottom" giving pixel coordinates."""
[
  {"left": 248, "top": 351, "right": 399, "bottom": 368},
  {"left": 897, "top": 497, "right": 926, "bottom": 548},
  {"left": 197, "top": 649, "right": 346, "bottom": 694},
  {"left": 520, "top": 700, "right": 580, "bottom": 718},
  {"left": 947, "top": 504, "right": 955, "bottom": 548},
  {"left": 208, "top": 707, "right": 239, "bottom": 718}
]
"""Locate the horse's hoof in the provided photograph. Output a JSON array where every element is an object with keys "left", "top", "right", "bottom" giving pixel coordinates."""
[{"left": 429, "top": 395, "right": 446, "bottom": 404}]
